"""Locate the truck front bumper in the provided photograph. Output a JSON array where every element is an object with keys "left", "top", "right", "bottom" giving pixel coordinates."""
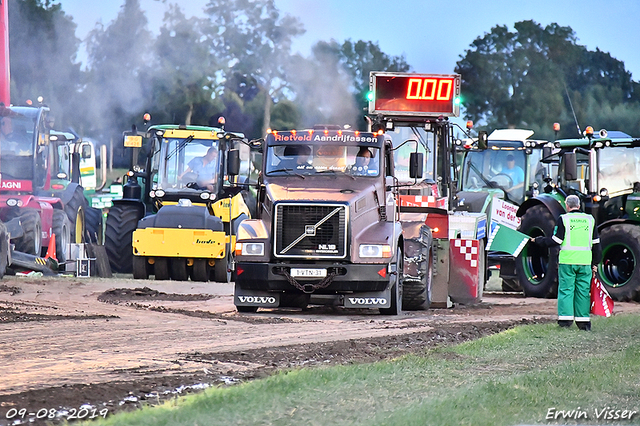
[
  {"left": 235, "top": 261, "right": 394, "bottom": 309},
  {"left": 235, "top": 262, "right": 390, "bottom": 293}
]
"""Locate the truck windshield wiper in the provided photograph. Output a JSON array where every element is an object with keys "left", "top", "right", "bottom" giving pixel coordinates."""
[
  {"left": 166, "top": 135, "right": 195, "bottom": 161},
  {"left": 316, "top": 169, "right": 355, "bottom": 180},
  {"left": 269, "top": 168, "right": 305, "bottom": 179}
]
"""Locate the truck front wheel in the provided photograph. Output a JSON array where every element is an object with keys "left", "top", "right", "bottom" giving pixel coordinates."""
[
  {"left": 516, "top": 204, "right": 558, "bottom": 298},
  {"left": 380, "top": 249, "right": 403, "bottom": 315},
  {"left": 598, "top": 224, "right": 640, "bottom": 302}
]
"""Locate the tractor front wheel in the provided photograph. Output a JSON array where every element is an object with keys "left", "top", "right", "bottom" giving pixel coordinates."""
[
  {"left": 516, "top": 205, "right": 558, "bottom": 298},
  {"left": 598, "top": 224, "right": 640, "bottom": 302},
  {"left": 105, "top": 203, "right": 143, "bottom": 274}
]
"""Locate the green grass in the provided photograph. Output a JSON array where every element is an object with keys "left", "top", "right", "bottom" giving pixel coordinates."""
[{"left": 80, "top": 314, "right": 640, "bottom": 426}]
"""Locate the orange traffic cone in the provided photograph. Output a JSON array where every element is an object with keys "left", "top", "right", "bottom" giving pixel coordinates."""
[{"left": 45, "top": 234, "right": 57, "bottom": 262}]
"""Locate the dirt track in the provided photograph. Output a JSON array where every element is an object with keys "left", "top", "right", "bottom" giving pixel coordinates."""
[{"left": 1, "top": 275, "right": 639, "bottom": 425}]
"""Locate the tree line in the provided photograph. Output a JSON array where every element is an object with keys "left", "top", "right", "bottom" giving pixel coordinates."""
[{"left": 8, "top": 0, "right": 640, "bottom": 166}]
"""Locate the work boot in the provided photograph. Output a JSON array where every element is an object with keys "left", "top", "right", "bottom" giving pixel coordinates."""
[
  {"left": 576, "top": 322, "right": 591, "bottom": 331},
  {"left": 558, "top": 320, "right": 573, "bottom": 328}
]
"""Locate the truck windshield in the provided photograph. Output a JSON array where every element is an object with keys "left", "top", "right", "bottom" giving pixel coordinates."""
[
  {"left": 461, "top": 149, "right": 527, "bottom": 204},
  {"left": 598, "top": 147, "right": 640, "bottom": 195},
  {"left": 156, "top": 139, "right": 220, "bottom": 191},
  {"left": 265, "top": 145, "right": 380, "bottom": 177}
]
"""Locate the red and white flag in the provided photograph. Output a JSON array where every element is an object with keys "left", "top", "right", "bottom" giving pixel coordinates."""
[{"left": 591, "top": 275, "right": 614, "bottom": 317}]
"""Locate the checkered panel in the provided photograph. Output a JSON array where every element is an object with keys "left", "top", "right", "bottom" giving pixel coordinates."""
[
  {"left": 398, "top": 195, "right": 447, "bottom": 208},
  {"left": 453, "top": 239, "right": 479, "bottom": 269}
]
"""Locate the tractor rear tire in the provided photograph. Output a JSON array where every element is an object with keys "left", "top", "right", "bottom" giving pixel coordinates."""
[
  {"left": 598, "top": 224, "right": 640, "bottom": 302},
  {"left": 516, "top": 205, "right": 558, "bottom": 298},
  {"left": 0, "top": 221, "right": 9, "bottom": 278},
  {"left": 85, "top": 207, "right": 104, "bottom": 244},
  {"left": 13, "top": 209, "right": 42, "bottom": 256},
  {"left": 52, "top": 210, "right": 71, "bottom": 264},
  {"left": 65, "top": 186, "right": 87, "bottom": 244},
  {"left": 104, "top": 203, "right": 143, "bottom": 274}
]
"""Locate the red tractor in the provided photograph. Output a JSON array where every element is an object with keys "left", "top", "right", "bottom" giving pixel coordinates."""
[
  {"left": 0, "top": 2, "right": 86, "bottom": 270},
  {"left": 0, "top": 104, "right": 87, "bottom": 264}
]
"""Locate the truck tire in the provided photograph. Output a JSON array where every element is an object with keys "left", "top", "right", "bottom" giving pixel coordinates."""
[
  {"left": 85, "top": 207, "right": 104, "bottom": 244},
  {"left": 598, "top": 224, "right": 640, "bottom": 302},
  {"left": 516, "top": 204, "right": 558, "bottom": 298},
  {"left": 64, "top": 186, "right": 87, "bottom": 244},
  {"left": 13, "top": 209, "right": 42, "bottom": 256},
  {"left": 105, "top": 203, "right": 143, "bottom": 274},
  {"left": 132, "top": 256, "right": 150, "bottom": 279},
  {"left": 380, "top": 249, "right": 403, "bottom": 315},
  {"left": 52, "top": 209, "right": 71, "bottom": 263},
  {"left": 402, "top": 231, "right": 433, "bottom": 310}
]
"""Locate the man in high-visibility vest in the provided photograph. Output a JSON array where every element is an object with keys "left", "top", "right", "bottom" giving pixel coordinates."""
[{"left": 531, "top": 195, "right": 601, "bottom": 330}]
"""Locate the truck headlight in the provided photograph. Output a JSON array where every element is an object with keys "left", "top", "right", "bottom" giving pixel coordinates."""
[
  {"left": 236, "top": 242, "right": 264, "bottom": 256},
  {"left": 359, "top": 244, "right": 392, "bottom": 258}
]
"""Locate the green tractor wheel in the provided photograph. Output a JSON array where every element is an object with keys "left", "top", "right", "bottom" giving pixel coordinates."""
[
  {"left": 598, "top": 224, "right": 640, "bottom": 301},
  {"left": 516, "top": 204, "right": 558, "bottom": 298},
  {"left": 105, "top": 203, "right": 143, "bottom": 274}
]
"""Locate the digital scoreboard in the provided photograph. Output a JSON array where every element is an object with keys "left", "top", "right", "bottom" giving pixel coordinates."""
[{"left": 369, "top": 72, "right": 461, "bottom": 117}]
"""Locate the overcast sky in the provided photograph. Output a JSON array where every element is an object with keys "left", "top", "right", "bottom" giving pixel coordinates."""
[{"left": 57, "top": 0, "right": 640, "bottom": 81}]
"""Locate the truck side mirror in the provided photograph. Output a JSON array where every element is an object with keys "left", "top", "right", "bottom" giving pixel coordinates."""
[
  {"left": 542, "top": 146, "right": 553, "bottom": 162},
  {"left": 227, "top": 149, "right": 240, "bottom": 176},
  {"left": 409, "top": 152, "right": 423, "bottom": 179},
  {"left": 477, "top": 131, "right": 488, "bottom": 150},
  {"left": 563, "top": 152, "right": 578, "bottom": 181}
]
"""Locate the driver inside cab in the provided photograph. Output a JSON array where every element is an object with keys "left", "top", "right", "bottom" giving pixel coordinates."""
[
  {"left": 0, "top": 116, "right": 31, "bottom": 155},
  {"left": 502, "top": 154, "right": 524, "bottom": 186},
  {"left": 350, "top": 147, "right": 376, "bottom": 175},
  {"left": 178, "top": 146, "right": 218, "bottom": 190}
]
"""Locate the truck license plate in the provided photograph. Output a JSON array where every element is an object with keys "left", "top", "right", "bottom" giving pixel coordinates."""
[{"left": 290, "top": 268, "right": 327, "bottom": 278}]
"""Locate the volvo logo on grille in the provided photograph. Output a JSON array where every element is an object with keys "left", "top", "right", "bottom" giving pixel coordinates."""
[{"left": 305, "top": 225, "right": 316, "bottom": 236}]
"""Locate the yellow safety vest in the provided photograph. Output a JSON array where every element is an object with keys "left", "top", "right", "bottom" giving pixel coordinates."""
[{"left": 558, "top": 212, "right": 594, "bottom": 265}]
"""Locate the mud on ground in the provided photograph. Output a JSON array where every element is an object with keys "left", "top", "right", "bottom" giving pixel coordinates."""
[{"left": 0, "top": 277, "right": 637, "bottom": 425}]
